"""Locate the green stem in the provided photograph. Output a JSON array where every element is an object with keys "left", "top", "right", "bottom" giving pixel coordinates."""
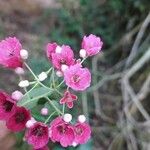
[
  {"left": 24, "top": 62, "right": 50, "bottom": 90},
  {"left": 57, "top": 80, "right": 65, "bottom": 88},
  {"left": 45, "top": 97, "right": 63, "bottom": 115},
  {"left": 55, "top": 89, "right": 63, "bottom": 96},
  {"left": 80, "top": 57, "right": 87, "bottom": 64},
  {"left": 44, "top": 111, "right": 56, "bottom": 124},
  {"left": 52, "top": 68, "right": 56, "bottom": 88},
  {"left": 21, "top": 91, "right": 52, "bottom": 106},
  {"left": 46, "top": 67, "right": 53, "bottom": 74},
  {"left": 62, "top": 104, "right": 65, "bottom": 115},
  {"left": 23, "top": 82, "right": 38, "bottom": 98},
  {"left": 24, "top": 87, "right": 30, "bottom": 100}
]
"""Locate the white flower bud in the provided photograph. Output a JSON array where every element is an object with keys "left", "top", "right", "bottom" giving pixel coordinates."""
[
  {"left": 55, "top": 46, "right": 62, "bottom": 53},
  {"left": 63, "top": 113, "right": 72, "bottom": 123},
  {"left": 11, "top": 90, "right": 23, "bottom": 101},
  {"left": 20, "top": 49, "right": 28, "bottom": 59},
  {"left": 26, "top": 119, "right": 36, "bottom": 128},
  {"left": 15, "top": 67, "right": 25, "bottom": 75},
  {"left": 79, "top": 49, "right": 87, "bottom": 58},
  {"left": 18, "top": 80, "right": 29, "bottom": 88},
  {"left": 38, "top": 72, "right": 48, "bottom": 81},
  {"left": 72, "top": 142, "right": 78, "bottom": 147},
  {"left": 56, "top": 71, "right": 63, "bottom": 77},
  {"left": 78, "top": 115, "right": 86, "bottom": 123},
  {"left": 41, "top": 108, "right": 49, "bottom": 115},
  {"left": 61, "top": 64, "right": 68, "bottom": 72}
]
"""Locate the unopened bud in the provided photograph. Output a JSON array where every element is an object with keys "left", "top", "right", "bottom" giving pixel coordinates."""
[
  {"left": 79, "top": 49, "right": 86, "bottom": 58},
  {"left": 18, "top": 80, "right": 29, "bottom": 88},
  {"left": 78, "top": 115, "right": 86, "bottom": 123},
  {"left": 41, "top": 108, "right": 49, "bottom": 115},
  {"left": 38, "top": 72, "right": 47, "bottom": 81},
  {"left": 63, "top": 113, "right": 72, "bottom": 123},
  {"left": 15, "top": 67, "right": 25, "bottom": 75},
  {"left": 20, "top": 49, "right": 28, "bottom": 59},
  {"left": 11, "top": 90, "right": 23, "bottom": 101}
]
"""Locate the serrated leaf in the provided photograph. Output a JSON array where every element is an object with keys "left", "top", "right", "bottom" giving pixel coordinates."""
[{"left": 18, "top": 87, "right": 52, "bottom": 109}]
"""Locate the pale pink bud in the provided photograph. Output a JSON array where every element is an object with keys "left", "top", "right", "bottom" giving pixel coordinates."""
[
  {"left": 61, "top": 64, "right": 68, "bottom": 72},
  {"left": 72, "top": 141, "right": 78, "bottom": 147},
  {"left": 15, "top": 67, "right": 25, "bottom": 75},
  {"left": 78, "top": 115, "right": 86, "bottom": 123},
  {"left": 63, "top": 113, "right": 72, "bottom": 123},
  {"left": 25, "top": 119, "right": 36, "bottom": 128},
  {"left": 41, "top": 108, "right": 49, "bottom": 115},
  {"left": 79, "top": 49, "right": 87, "bottom": 58},
  {"left": 56, "top": 71, "right": 63, "bottom": 77},
  {"left": 55, "top": 46, "right": 62, "bottom": 53},
  {"left": 20, "top": 49, "right": 28, "bottom": 59},
  {"left": 11, "top": 90, "right": 23, "bottom": 101}
]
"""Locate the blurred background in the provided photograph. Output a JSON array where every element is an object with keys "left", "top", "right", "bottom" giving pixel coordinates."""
[{"left": 0, "top": 0, "right": 150, "bottom": 150}]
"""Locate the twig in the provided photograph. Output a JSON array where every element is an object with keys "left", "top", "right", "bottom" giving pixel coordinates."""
[
  {"left": 125, "top": 12, "right": 150, "bottom": 68},
  {"left": 87, "top": 73, "right": 122, "bottom": 92},
  {"left": 125, "top": 47, "right": 150, "bottom": 78}
]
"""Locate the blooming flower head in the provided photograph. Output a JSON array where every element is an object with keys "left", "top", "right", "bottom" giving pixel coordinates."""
[
  {"left": 64, "top": 64, "right": 91, "bottom": 91},
  {"left": 51, "top": 45, "right": 75, "bottom": 71},
  {"left": 81, "top": 34, "right": 103, "bottom": 56},
  {"left": 6, "top": 106, "right": 31, "bottom": 132},
  {"left": 49, "top": 117, "right": 75, "bottom": 147},
  {"left": 33, "top": 146, "right": 49, "bottom": 150},
  {"left": 46, "top": 42, "right": 58, "bottom": 60},
  {"left": 0, "top": 37, "right": 23, "bottom": 69},
  {"left": 73, "top": 122, "right": 91, "bottom": 144},
  {"left": 60, "top": 91, "right": 77, "bottom": 109},
  {"left": 0, "top": 91, "right": 16, "bottom": 120},
  {"left": 26, "top": 122, "right": 49, "bottom": 149}
]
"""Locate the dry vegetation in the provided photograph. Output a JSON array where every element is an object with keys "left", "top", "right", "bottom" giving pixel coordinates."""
[{"left": 0, "top": 0, "right": 149, "bottom": 150}]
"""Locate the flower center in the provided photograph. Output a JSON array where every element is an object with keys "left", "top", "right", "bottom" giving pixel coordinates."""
[
  {"left": 8, "top": 50, "right": 15, "bottom": 57},
  {"left": 60, "top": 59, "right": 66, "bottom": 64},
  {"left": 15, "top": 112, "right": 25, "bottom": 123},
  {"left": 3, "top": 101, "right": 14, "bottom": 112},
  {"left": 66, "top": 95, "right": 73, "bottom": 102},
  {"left": 57, "top": 124, "right": 67, "bottom": 134},
  {"left": 32, "top": 126, "right": 46, "bottom": 137},
  {"left": 72, "top": 75, "right": 80, "bottom": 83},
  {"left": 75, "top": 126, "right": 83, "bottom": 135}
]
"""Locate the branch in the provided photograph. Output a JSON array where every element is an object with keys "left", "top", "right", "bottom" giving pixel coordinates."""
[{"left": 125, "top": 12, "right": 150, "bottom": 68}]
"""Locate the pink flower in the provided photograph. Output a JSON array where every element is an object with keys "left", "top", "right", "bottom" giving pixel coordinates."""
[
  {"left": 81, "top": 34, "right": 103, "bottom": 56},
  {"left": 49, "top": 117, "right": 75, "bottom": 147},
  {"left": 51, "top": 45, "right": 75, "bottom": 71},
  {"left": 60, "top": 91, "right": 77, "bottom": 108},
  {"left": 6, "top": 106, "right": 31, "bottom": 132},
  {"left": 73, "top": 122, "right": 91, "bottom": 144},
  {"left": 33, "top": 146, "right": 49, "bottom": 150},
  {"left": 0, "top": 37, "right": 23, "bottom": 69},
  {"left": 0, "top": 91, "right": 16, "bottom": 120},
  {"left": 46, "top": 42, "right": 57, "bottom": 60},
  {"left": 64, "top": 64, "right": 91, "bottom": 91},
  {"left": 26, "top": 122, "right": 49, "bottom": 149}
]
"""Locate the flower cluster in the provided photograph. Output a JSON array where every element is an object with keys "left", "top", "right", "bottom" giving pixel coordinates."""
[
  {"left": 49, "top": 115, "right": 91, "bottom": 147},
  {"left": 0, "top": 91, "right": 30, "bottom": 132},
  {"left": 0, "top": 34, "right": 103, "bottom": 149}
]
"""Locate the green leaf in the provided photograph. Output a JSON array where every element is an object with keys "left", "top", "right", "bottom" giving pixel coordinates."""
[{"left": 18, "top": 87, "right": 52, "bottom": 109}]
